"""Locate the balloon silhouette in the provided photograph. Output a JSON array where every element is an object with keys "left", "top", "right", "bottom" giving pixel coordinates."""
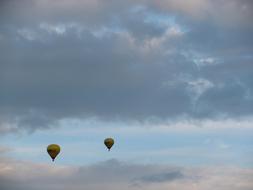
[
  {"left": 104, "top": 138, "right": 114, "bottom": 151},
  {"left": 47, "top": 144, "right": 61, "bottom": 162}
]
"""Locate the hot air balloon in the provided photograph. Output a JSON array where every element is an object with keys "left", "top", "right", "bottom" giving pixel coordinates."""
[
  {"left": 104, "top": 138, "right": 114, "bottom": 151},
  {"left": 47, "top": 144, "right": 61, "bottom": 162}
]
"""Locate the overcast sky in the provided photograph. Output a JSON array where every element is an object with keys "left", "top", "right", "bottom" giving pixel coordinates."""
[{"left": 0, "top": 0, "right": 253, "bottom": 190}]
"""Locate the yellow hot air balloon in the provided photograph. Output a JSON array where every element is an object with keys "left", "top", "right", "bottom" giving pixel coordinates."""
[
  {"left": 47, "top": 144, "right": 61, "bottom": 162},
  {"left": 104, "top": 138, "right": 114, "bottom": 151}
]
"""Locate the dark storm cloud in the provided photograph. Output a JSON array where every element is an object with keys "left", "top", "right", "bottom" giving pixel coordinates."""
[{"left": 0, "top": 0, "right": 253, "bottom": 132}]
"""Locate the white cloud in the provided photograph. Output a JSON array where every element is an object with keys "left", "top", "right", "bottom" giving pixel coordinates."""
[
  {"left": 91, "top": 26, "right": 125, "bottom": 38},
  {"left": 163, "top": 74, "right": 214, "bottom": 102},
  {"left": 39, "top": 22, "right": 84, "bottom": 36},
  {"left": 187, "top": 78, "right": 214, "bottom": 98},
  {"left": 17, "top": 29, "right": 39, "bottom": 41},
  {"left": 47, "top": 117, "right": 253, "bottom": 138},
  {"left": 39, "top": 23, "right": 67, "bottom": 35},
  {"left": 127, "top": 24, "right": 185, "bottom": 55},
  {"left": 194, "top": 57, "right": 219, "bottom": 67},
  {"left": 0, "top": 158, "right": 252, "bottom": 190}
]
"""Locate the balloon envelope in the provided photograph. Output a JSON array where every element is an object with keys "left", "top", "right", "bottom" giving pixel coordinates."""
[
  {"left": 104, "top": 138, "right": 114, "bottom": 151},
  {"left": 47, "top": 144, "right": 61, "bottom": 161}
]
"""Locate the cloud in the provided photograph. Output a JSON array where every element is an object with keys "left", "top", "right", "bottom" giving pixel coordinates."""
[
  {"left": 151, "top": 0, "right": 253, "bottom": 27},
  {"left": 0, "top": 146, "right": 12, "bottom": 155},
  {"left": 0, "top": 0, "right": 252, "bottom": 133},
  {"left": 0, "top": 158, "right": 252, "bottom": 190},
  {"left": 135, "top": 171, "right": 184, "bottom": 183}
]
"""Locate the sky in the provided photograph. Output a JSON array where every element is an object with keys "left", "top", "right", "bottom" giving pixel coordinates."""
[{"left": 0, "top": 0, "right": 253, "bottom": 189}]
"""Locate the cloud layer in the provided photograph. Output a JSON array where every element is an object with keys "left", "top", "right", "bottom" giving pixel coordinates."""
[
  {"left": 0, "top": 0, "right": 253, "bottom": 132},
  {"left": 0, "top": 158, "right": 252, "bottom": 190}
]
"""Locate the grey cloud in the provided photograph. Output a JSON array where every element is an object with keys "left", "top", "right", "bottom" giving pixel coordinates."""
[
  {"left": 0, "top": 25, "right": 195, "bottom": 123},
  {"left": 0, "top": 0, "right": 138, "bottom": 27},
  {"left": 0, "top": 146, "right": 12, "bottom": 155},
  {"left": 150, "top": 0, "right": 253, "bottom": 27},
  {"left": 0, "top": 0, "right": 253, "bottom": 132},
  {"left": 135, "top": 171, "right": 184, "bottom": 183}
]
